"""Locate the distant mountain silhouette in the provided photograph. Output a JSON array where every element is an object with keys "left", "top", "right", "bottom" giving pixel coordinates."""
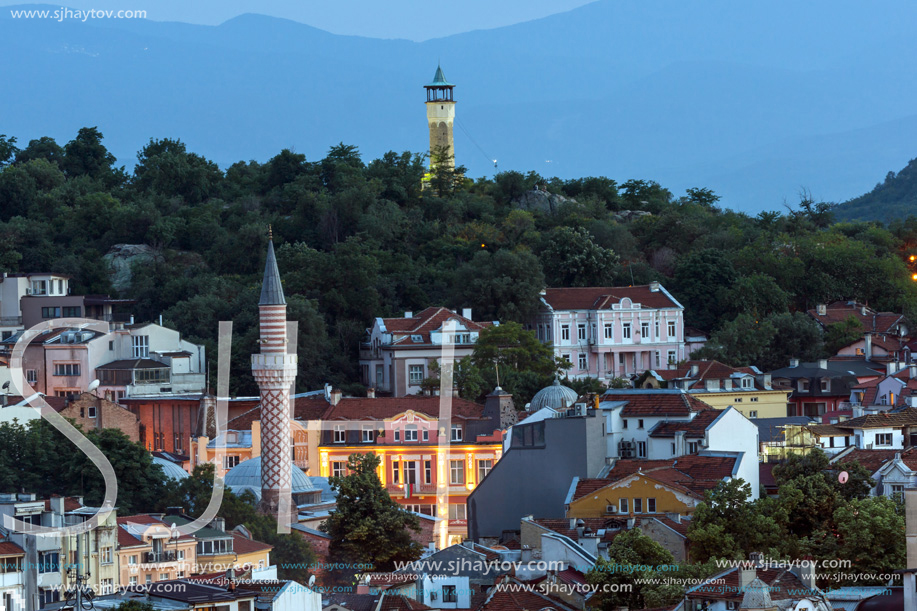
[
  {"left": 834, "top": 157, "right": 917, "bottom": 223},
  {"left": 4, "top": 0, "right": 917, "bottom": 212}
]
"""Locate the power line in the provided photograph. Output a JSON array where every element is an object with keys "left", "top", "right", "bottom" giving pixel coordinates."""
[{"left": 455, "top": 118, "right": 497, "bottom": 171}]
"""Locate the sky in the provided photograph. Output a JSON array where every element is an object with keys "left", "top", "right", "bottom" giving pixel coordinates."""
[{"left": 0, "top": 0, "right": 597, "bottom": 39}]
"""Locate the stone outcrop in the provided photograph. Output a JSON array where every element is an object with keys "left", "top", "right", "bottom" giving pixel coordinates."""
[
  {"left": 512, "top": 188, "right": 577, "bottom": 214},
  {"left": 103, "top": 244, "right": 159, "bottom": 292}
]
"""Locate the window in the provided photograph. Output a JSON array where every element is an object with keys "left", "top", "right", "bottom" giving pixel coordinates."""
[
  {"left": 821, "top": 379, "right": 830, "bottom": 392},
  {"left": 799, "top": 380, "right": 810, "bottom": 392},
  {"left": 54, "top": 363, "right": 80, "bottom": 376},
  {"left": 876, "top": 433, "right": 893, "bottom": 446},
  {"left": 0, "top": 557, "right": 21, "bottom": 573},
  {"left": 333, "top": 425, "right": 346, "bottom": 443},
  {"left": 637, "top": 441, "right": 646, "bottom": 458},
  {"left": 751, "top": 397, "right": 759, "bottom": 402},
  {"left": 160, "top": 573, "right": 169, "bottom": 581},
  {"left": 619, "top": 498, "right": 628, "bottom": 513},
  {"left": 129, "top": 555, "right": 138, "bottom": 565},
  {"left": 578, "top": 353, "right": 587, "bottom": 370},
  {"left": 87, "top": 405, "right": 96, "bottom": 418},
  {"left": 655, "top": 351, "right": 661, "bottom": 367},
  {"left": 424, "top": 460, "right": 432, "bottom": 484},
  {"left": 26, "top": 369, "right": 37, "bottom": 384},
  {"left": 31, "top": 280, "right": 47, "bottom": 295},
  {"left": 450, "top": 460, "right": 465, "bottom": 484},
  {"left": 109, "top": 340, "right": 114, "bottom": 351},
  {"left": 741, "top": 377, "right": 753, "bottom": 389},
  {"left": 130, "top": 576, "right": 138, "bottom": 586},
  {"left": 443, "top": 585, "right": 458, "bottom": 603},
  {"left": 638, "top": 419, "right": 644, "bottom": 429},
  {"left": 101, "top": 547, "right": 112, "bottom": 564},
  {"left": 362, "top": 425, "right": 374, "bottom": 443},
  {"left": 405, "top": 425, "right": 418, "bottom": 442},
  {"left": 622, "top": 419, "right": 628, "bottom": 430},
  {"left": 749, "top": 411, "right": 758, "bottom": 419},
  {"left": 177, "top": 550, "right": 184, "bottom": 560},
  {"left": 422, "top": 429, "right": 429, "bottom": 441},
  {"left": 145, "top": 575, "right": 152, "bottom": 585},
  {"left": 671, "top": 443, "right": 676, "bottom": 455},
  {"left": 647, "top": 498, "right": 656, "bottom": 513},
  {"left": 223, "top": 455, "right": 240, "bottom": 470},
  {"left": 448, "top": 504, "right": 466, "bottom": 520},
  {"left": 641, "top": 322, "right": 650, "bottom": 338},
  {"left": 409, "top": 365, "right": 424, "bottom": 384},
  {"left": 392, "top": 461, "right": 401, "bottom": 484},
  {"left": 394, "top": 430, "right": 401, "bottom": 442},
  {"left": 134, "top": 368, "right": 170, "bottom": 384},
  {"left": 451, "top": 425, "right": 462, "bottom": 441},
  {"left": 891, "top": 484, "right": 905, "bottom": 500},
  {"left": 40, "top": 589, "right": 60, "bottom": 606},
  {"left": 667, "top": 350, "right": 676, "bottom": 364},
  {"left": 132, "top": 335, "right": 149, "bottom": 358},
  {"left": 41, "top": 306, "right": 61, "bottom": 319},
  {"left": 622, "top": 324, "right": 631, "bottom": 340},
  {"left": 332, "top": 461, "right": 347, "bottom": 477},
  {"left": 478, "top": 459, "right": 493, "bottom": 481},
  {"left": 577, "top": 323, "right": 587, "bottom": 341},
  {"left": 655, "top": 320, "right": 660, "bottom": 339},
  {"left": 39, "top": 552, "right": 59, "bottom": 573},
  {"left": 688, "top": 441, "right": 698, "bottom": 453},
  {"left": 733, "top": 397, "right": 743, "bottom": 403},
  {"left": 604, "top": 324, "right": 613, "bottom": 340},
  {"left": 634, "top": 498, "right": 643, "bottom": 513},
  {"left": 667, "top": 321, "right": 676, "bottom": 338},
  {"left": 561, "top": 324, "right": 570, "bottom": 341},
  {"left": 62, "top": 306, "right": 81, "bottom": 317}
]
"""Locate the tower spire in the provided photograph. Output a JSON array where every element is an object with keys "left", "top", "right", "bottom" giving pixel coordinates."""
[
  {"left": 259, "top": 235, "right": 286, "bottom": 306},
  {"left": 424, "top": 63, "right": 456, "bottom": 170}
]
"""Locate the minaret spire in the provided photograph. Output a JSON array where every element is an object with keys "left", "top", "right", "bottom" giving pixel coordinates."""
[{"left": 252, "top": 230, "right": 298, "bottom": 518}]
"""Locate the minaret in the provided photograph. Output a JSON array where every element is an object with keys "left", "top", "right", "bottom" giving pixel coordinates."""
[
  {"left": 252, "top": 228, "right": 298, "bottom": 515},
  {"left": 425, "top": 64, "right": 456, "bottom": 169}
]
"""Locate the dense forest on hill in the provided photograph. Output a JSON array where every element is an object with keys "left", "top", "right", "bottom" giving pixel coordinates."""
[
  {"left": 3, "top": 128, "right": 917, "bottom": 396},
  {"left": 834, "top": 157, "right": 917, "bottom": 223}
]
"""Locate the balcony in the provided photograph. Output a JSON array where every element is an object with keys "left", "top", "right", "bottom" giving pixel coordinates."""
[
  {"left": 0, "top": 316, "right": 21, "bottom": 327},
  {"left": 387, "top": 483, "right": 438, "bottom": 496},
  {"left": 144, "top": 551, "right": 177, "bottom": 563}
]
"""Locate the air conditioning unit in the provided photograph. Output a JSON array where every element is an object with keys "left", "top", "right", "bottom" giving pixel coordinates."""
[
  {"left": 606, "top": 505, "right": 618, "bottom": 514},
  {"left": 619, "top": 441, "right": 635, "bottom": 449},
  {"left": 621, "top": 449, "right": 635, "bottom": 458},
  {"left": 699, "top": 439, "right": 708, "bottom": 448}
]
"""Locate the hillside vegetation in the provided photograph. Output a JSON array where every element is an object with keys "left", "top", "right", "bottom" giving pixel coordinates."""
[
  {"left": 835, "top": 157, "right": 917, "bottom": 223},
  {"left": 3, "top": 129, "right": 917, "bottom": 396}
]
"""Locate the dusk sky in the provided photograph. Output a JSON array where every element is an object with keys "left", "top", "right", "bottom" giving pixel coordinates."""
[{"left": 0, "top": 0, "right": 596, "bottom": 39}]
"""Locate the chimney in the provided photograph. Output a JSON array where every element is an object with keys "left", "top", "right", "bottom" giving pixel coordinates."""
[
  {"left": 737, "top": 562, "right": 757, "bottom": 589},
  {"left": 790, "top": 358, "right": 799, "bottom": 368},
  {"left": 865, "top": 334, "right": 873, "bottom": 360},
  {"left": 521, "top": 545, "right": 533, "bottom": 563},
  {"left": 888, "top": 362, "right": 899, "bottom": 376},
  {"left": 690, "top": 364, "right": 699, "bottom": 377},
  {"left": 862, "top": 306, "right": 868, "bottom": 316},
  {"left": 367, "top": 388, "right": 376, "bottom": 399},
  {"left": 816, "top": 304, "right": 827, "bottom": 316},
  {"left": 569, "top": 518, "right": 576, "bottom": 530},
  {"left": 665, "top": 512, "right": 682, "bottom": 524},
  {"left": 462, "top": 308, "right": 472, "bottom": 320},
  {"left": 324, "top": 383, "right": 332, "bottom": 401},
  {"left": 790, "top": 557, "right": 817, "bottom": 591},
  {"left": 649, "top": 281, "right": 661, "bottom": 292},
  {"left": 129, "top": 314, "right": 135, "bottom": 325},
  {"left": 404, "top": 311, "right": 413, "bottom": 318},
  {"left": 675, "top": 431, "right": 686, "bottom": 456},
  {"left": 818, "top": 359, "right": 828, "bottom": 370},
  {"left": 626, "top": 517, "right": 635, "bottom": 529},
  {"left": 579, "top": 531, "right": 599, "bottom": 557},
  {"left": 50, "top": 496, "right": 65, "bottom": 516},
  {"left": 575, "top": 519, "right": 585, "bottom": 539},
  {"left": 330, "top": 389, "right": 342, "bottom": 406}
]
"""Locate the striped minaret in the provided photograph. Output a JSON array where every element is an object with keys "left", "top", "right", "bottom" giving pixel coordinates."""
[{"left": 252, "top": 228, "right": 298, "bottom": 515}]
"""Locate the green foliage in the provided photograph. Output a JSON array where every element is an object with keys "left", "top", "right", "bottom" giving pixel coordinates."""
[
  {"left": 113, "top": 601, "right": 156, "bottom": 611},
  {"left": 320, "top": 453, "right": 423, "bottom": 583},
  {"left": 540, "top": 226, "right": 619, "bottom": 286},
  {"left": 693, "top": 312, "right": 825, "bottom": 370},
  {"left": 824, "top": 315, "right": 865, "bottom": 354},
  {"left": 834, "top": 157, "right": 917, "bottom": 223}
]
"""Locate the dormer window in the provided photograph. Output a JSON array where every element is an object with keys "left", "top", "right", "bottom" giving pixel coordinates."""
[
  {"left": 820, "top": 379, "right": 830, "bottom": 392},
  {"left": 451, "top": 425, "right": 462, "bottom": 442},
  {"left": 411, "top": 335, "right": 423, "bottom": 343},
  {"left": 799, "top": 380, "right": 810, "bottom": 392},
  {"left": 741, "top": 377, "right": 753, "bottom": 389}
]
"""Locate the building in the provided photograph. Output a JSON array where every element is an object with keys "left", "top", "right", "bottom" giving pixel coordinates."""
[
  {"left": 359, "top": 308, "right": 494, "bottom": 397},
  {"left": 116, "top": 514, "right": 197, "bottom": 586},
  {"left": 55, "top": 498, "right": 119, "bottom": 597},
  {"left": 769, "top": 359, "right": 864, "bottom": 421},
  {"left": 753, "top": 416, "right": 818, "bottom": 461},
  {"left": 0, "top": 538, "right": 25, "bottom": 611},
  {"left": 223, "top": 456, "right": 323, "bottom": 508},
  {"left": 251, "top": 232, "right": 299, "bottom": 516},
  {"left": 638, "top": 360, "right": 791, "bottom": 419},
  {"left": 566, "top": 452, "right": 749, "bottom": 520},
  {"left": 121, "top": 395, "right": 205, "bottom": 455},
  {"left": 807, "top": 300, "right": 909, "bottom": 339},
  {"left": 0, "top": 273, "right": 71, "bottom": 338},
  {"left": 829, "top": 447, "right": 917, "bottom": 498},
  {"left": 317, "top": 393, "right": 504, "bottom": 547},
  {"left": 425, "top": 65, "right": 456, "bottom": 169},
  {"left": 529, "top": 283, "right": 690, "bottom": 382},
  {"left": 165, "top": 513, "right": 273, "bottom": 575}
]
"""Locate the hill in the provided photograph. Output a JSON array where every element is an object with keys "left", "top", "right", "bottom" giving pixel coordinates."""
[
  {"left": 4, "top": 0, "right": 917, "bottom": 211},
  {"left": 834, "top": 157, "right": 917, "bottom": 223}
]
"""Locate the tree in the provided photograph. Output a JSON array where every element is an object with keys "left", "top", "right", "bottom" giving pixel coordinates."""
[
  {"left": 61, "top": 127, "right": 117, "bottom": 181},
  {"left": 15, "top": 136, "right": 64, "bottom": 166},
  {"left": 472, "top": 322, "right": 560, "bottom": 377},
  {"left": 687, "top": 479, "right": 783, "bottom": 562},
  {"left": 824, "top": 315, "right": 865, "bottom": 354},
  {"left": 674, "top": 249, "right": 738, "bottom": 331},
  {"left": 133, "top": 138, "right": 222, "bottom": 204},
  {"left": 453, "top": 249, "right": 546, "bottom": 322},
  {"left": 692, "top": 314, "right": 775, "bottom": 366},
  {"left": 320, "top": 453, "right": 423, "bottom": 583},
  {"left": 586, "top": 530, "right": 680, "bottom": 610},
  {"left": 540, "top": 226, "right": 619, "bottom": 287},
  {"left": 0, "top": 135, "right": 18, "bottom": 167},
  {"left": 726, "top": 273, "right": 790, "bottom": 318}
]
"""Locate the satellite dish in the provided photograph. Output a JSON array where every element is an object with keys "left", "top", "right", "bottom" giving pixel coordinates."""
[
  {"left": 87, "top": 379, "right": 100, "bottom": 392},
  {"left": 1, "top": 381, "right": 9, "bottom": 390},
  {"left": 838, "top": 471, "right": 849, "bottom": 484},
  {"left": 308, "top": 575, "right": 316, "bottom": 588}
]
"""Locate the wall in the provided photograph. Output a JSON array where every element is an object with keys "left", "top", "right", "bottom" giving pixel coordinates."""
[
  {"left": 59, "top": 393, "right": 140, "bottom": 442},
  {"left": 638, "top": 519, "right": 688, "bottom": 561},
  {"left": 566, "top": 475, "right": 698, "bottom": 518},
  {"left": 703, "top": 409, "right": 759, "bottom": 499}
]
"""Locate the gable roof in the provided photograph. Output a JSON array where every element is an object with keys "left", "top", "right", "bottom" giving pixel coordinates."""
[
  {"left": 0, "top": 541, "right": 25, "bottom": 556},
  {"left": 602, "top": 390, "right": 711, "bottom": 416},
  {"left": 649, "top": 409, "right": 722, "bottom": 438},
  {"left": 830, "top": 448, "right": 900, "bottom": 473},
  {"left": 807, "top": 301, "right": 905, "bottom": 334},
  {"left": 379, "top": 307, "right": 492, "bottom": 347},
  {"left": 230, "top": 531, "right": 273, "bottom": 555},
  {"left": 835, "top": 407, "right": 917, "bottom": 429},
  {"left": 573, "top": 455, "right": 740, "bottom": 501},
  {"left": 541, "top": 286, "right": 681, "bottom": 311},
  {"left": 754, "top": 417, "right": 815, "bottom": 444}
]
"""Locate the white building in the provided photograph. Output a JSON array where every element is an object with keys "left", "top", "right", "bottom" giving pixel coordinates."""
[{"left": 529, "top": 283, "right": 692, "bottom": 382}]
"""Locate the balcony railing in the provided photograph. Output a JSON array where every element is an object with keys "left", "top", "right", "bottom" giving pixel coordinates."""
[
  {"left": 0, "top": 316, "right": 22, "bottom": 327},
  {"left": 144, "top": 551, "right": 177, "bottom": 563}
]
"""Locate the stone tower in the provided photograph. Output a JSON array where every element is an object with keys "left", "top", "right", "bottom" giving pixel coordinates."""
[
  {"left": 252, "top": 230, "right": 298, "bottom": 515},
  {"left": 425, "top": 64, "right": 456, "bottom": 169}
]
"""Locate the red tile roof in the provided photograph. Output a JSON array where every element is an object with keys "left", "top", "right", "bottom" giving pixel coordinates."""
[
  {"left": 603, "top": 391, "right": 710, "bottom": 416},
  {"left": 832, "top": 448, "right": 910, "bottom": 473},
  {"left": 529, "top": 518, "right": 627, "bottom": 542},
  {"left": 0, "top": 541, "right": 25, "bottom": 556},
  {"left": 43, "top": 496, "right": 83, "bottom": 512},
  {"left": 573, "top": 455, "right": 739, "bottom": 501},
  {"left": 807, "top": 301, "right": 905, "bottom": 334},
  {"left": 835, "top": 407, "right": 917, "bottom": 429},
  {"left": 380, "top": 307, "right": 493, "bottom": 346},
  {"left": 654, "top": 517, "right": 690, "bottom": 537},
  {"left": 378, "top": 594, "right": 433, "bottom": 611},
  {"left": 477, "top": 576, "right": 575, "bottom": 611},
  {"left": 542, "top": 286, "right": 681, "bottom": 311},
  {"left": 117, "top": 525, "right": 146, "bottom": 548},
  {"left": 650, "top": 409, "right": 721, "bottom": 438},
  {"left": 230, "top": 532, "right": 273, "bottom": 555},
  {"left": 688, "top": 567, "right": 808, "bottom": 601}
]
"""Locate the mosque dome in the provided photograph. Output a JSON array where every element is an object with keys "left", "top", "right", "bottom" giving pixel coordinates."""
[
  {"left": 152, "top": 457, "right": 190, "bottom": 481},
  {"left": 528, "top": 378, "right": 579, "bottom": 412},
  {"left": 224, "top": 456, "right": 319, "bottom": 504}
]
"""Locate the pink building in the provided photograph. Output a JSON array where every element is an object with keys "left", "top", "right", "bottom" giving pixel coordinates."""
[{"left": 530, "top": 283, "right": 690, "bottom": 381}]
